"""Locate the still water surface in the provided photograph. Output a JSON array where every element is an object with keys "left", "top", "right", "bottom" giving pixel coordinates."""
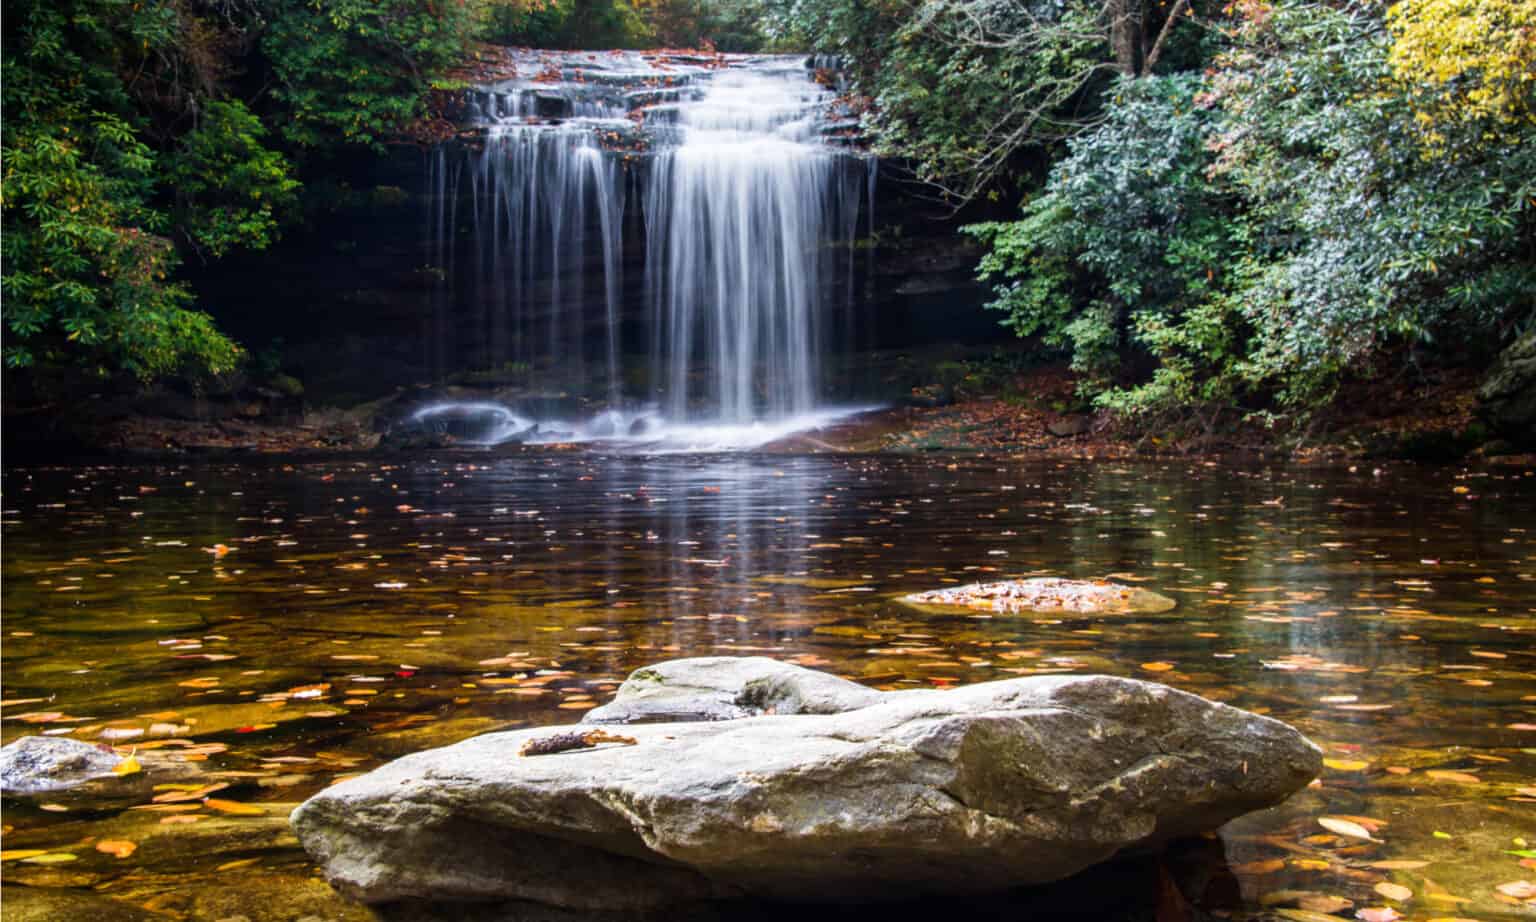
[{"left": 3, "top": 455, "right": 1533, "bottom": 920}]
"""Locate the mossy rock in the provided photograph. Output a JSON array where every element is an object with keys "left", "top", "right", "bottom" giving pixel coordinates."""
[{"left": 267, "top": 374, "right": 304, "bottom": 398}]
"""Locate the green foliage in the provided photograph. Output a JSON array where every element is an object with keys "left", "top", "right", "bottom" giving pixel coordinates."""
[
  {"left": 1209, "top": 0, "right": 1535, "bottom": 407},
  {"left": 486, "top": 0, "right": 583, "bottom": 47},
  {"left": 263, "top": 0, "right": 488, "bottom": 148},
  {"left": 870, "top": 0, "right": 1112, "bottom": 196},
  {"left": 2, "top": 0, "right": 243, "bottom": 379},
  {"left": 169, "top": 101, "right": 300, "bottom": 257},
  {"left": 966, "top": 0, "right": 1535, "bottom": 424},
  {"left": 763, "top": 0, "right": 1214, "bottom": 199},
  {"left": 640, "top": 0, "right": 767, "bottom": 50},
  {"left": 968, "top": 75, "right": 1240, "bottom": 413}
]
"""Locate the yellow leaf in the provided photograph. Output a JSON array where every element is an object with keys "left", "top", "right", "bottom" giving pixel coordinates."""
[
  {"left": 204, "top": 798, "right": 265, "bottom": 816},
  {"left": 1323, "top": 758, "right": 1370, "bottom": 771},
  {"left": 113, "top": 752, "right": 142, "bottom": 776},
  {"left": 0, "top": 850, "right": 49, "bottom": 861},
  {"left": 20, "top": 853, "right": 78, "bottom": 864}
]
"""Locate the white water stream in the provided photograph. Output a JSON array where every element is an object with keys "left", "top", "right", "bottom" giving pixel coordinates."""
[{"left": 421, "top": 51, "right": 875, "bottom": 448}]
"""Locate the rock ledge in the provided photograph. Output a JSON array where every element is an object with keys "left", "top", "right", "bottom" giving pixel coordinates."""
[{"left": 293, "top": 661, "right": 1318, "bottom": 911}]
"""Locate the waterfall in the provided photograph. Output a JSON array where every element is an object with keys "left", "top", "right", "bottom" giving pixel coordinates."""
[{"left": 420, "top": 51, "right": 875, "bottom": 447}]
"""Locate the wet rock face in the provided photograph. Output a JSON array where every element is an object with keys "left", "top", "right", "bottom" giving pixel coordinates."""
[
  {"left": 1478, "top": 330, "right": 1536, "bottom": 447},
  {"left": 292, "top": 665, "right": 1320, "bottom": 913},
  {"left": 903, "top": 577, "right": 1178, "bottom": 615}
]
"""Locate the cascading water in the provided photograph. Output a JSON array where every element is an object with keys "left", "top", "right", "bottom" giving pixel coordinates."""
[
  {"left": 647, "top": 66, "right": 832, "bottom": 423},
  {"left": 420, "top": 51, "right": 876, "bottom": 448}
]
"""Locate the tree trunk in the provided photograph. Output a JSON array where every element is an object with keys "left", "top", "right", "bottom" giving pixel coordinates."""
[{"left": 1108, "top": 0, "right": 1142, "bottom": 76}]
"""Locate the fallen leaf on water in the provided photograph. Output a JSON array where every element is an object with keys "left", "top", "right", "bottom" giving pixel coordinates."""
[
  {"left": 0, "top": 850, "right": 48, "bottom": 861},
  {"left": 1323, "top": 759, "right": 1370, "bottom": 772},
  {"left": 1495, "top": 881, "right": 1536, "bottom": 899},
  {"left": 1356, "top": 909, "right": 1401, "bottom": 922},
  {"left": 1274, "top": 910, "right": 1350, "bottom": 922},
  {"left": 1234, "top": 858, "right": 1287, "bottom": 875},
  {"left": 1141, "top": 662, "right": 1175, "bottom": 672},
  {"left": 216, "top": 857, "right": 260, "bottom": 871},
  {"left": 1369, "top": 861, "right": 1429, "bottom": 870},
  {"left": 1263, "top": 890, "right": 1339, "bottom": 907},
  {"left": 20, "top": 853, "right": 77, "bottom": 864},
  {"left": 112, "top": 750, "right": 141, "bottom": 776},
  {"left": 1421, "top": 878, "right": 1471, "bottom": 904},
  {"left": 1425, "top": 770, "right": 1481, "bottom": 784},
  {"left": 159, "top": 814, "right": 202, "bottom": 825},
  {"left": 1319, "top": 817, "right": 1378, "bottom": 841},
  {"left": 95, "top": 840, "right": 137, "bottom": 858},
  {"left": 204, "top": 798, "right": 264, "bottom": 816},
  {"left": 1298, "top": 894, "right": 1353, "bottom": 913},
  {"left": 1374, "top": 882, "right": 1412, "bottom": 901}
]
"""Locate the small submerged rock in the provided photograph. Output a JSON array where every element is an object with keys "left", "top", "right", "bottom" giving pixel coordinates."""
[
  {"left": 292, "top": 659, "right": 1319, "bottom": 913},
  {"left": 903, "top": 577, "right": 1176, "bottom": 614},
  {"left": 0, "top": 737, "right": 140, "bottom": 802},
  {"left": 0, "top": 735, "right": 199, "bottom": 806}
]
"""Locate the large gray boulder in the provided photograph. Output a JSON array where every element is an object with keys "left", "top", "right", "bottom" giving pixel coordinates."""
[
  {"left": 582, "top": 656, "right": 885, "bottom": 725},
  {"left": 1478, "top": 329, "right": 1536, "bottom": 447},
  {"left": 293, "top": 671, "right": 1320, "bottom": 912}
]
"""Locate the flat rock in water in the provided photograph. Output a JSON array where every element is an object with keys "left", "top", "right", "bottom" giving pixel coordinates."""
[
  {"left": 582, "top": 656, "right": 885, "bottom": 725},
  {"left": 903, "top": 577, "right": 1176, "bottom": 614},
  {"left": 0, "top": 736, "right": 136, "bottom": 801},
  {"left": 0, "top": 735, "right": 197, "bottom": 805},
  {"left": 293, "top": 668, "right": 1319, "bottom": 911}
]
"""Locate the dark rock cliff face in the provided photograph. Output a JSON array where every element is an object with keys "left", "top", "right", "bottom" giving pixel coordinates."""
[
  {"left": 183, "top": 56, "right": 1005, "bottom": 410},
  {"left": 1478, "top": 329, "right": 1536, "bottom": 448}
]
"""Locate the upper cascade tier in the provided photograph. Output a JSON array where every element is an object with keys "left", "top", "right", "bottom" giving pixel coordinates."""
[{"left": 460, "top": 50, "right": 863, "bottom": 147}]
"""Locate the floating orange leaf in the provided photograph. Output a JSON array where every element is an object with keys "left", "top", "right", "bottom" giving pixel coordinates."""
[
  {"left": 1424, "top": 770, "right": 1480, "bottom": 784},
  {"left": 204, "top": 798, "right": 265, "bottom": 816},
  {"left": 95, "top": 840, "right": 137, "bottom": 858}
]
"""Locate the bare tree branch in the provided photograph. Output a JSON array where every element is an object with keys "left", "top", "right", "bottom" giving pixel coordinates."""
[{"left": 1141, "top": 0, "right": 1191, "bottom": 75}]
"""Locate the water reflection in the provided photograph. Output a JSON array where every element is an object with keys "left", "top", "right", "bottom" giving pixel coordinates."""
[{"left": 2, "top": 455, "right": 1533, "bottom": 919}]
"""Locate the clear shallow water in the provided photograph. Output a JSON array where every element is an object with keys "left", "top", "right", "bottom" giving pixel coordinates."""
[{"left": 2, "top": 455, "right": 1534, "bottom": 920}]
